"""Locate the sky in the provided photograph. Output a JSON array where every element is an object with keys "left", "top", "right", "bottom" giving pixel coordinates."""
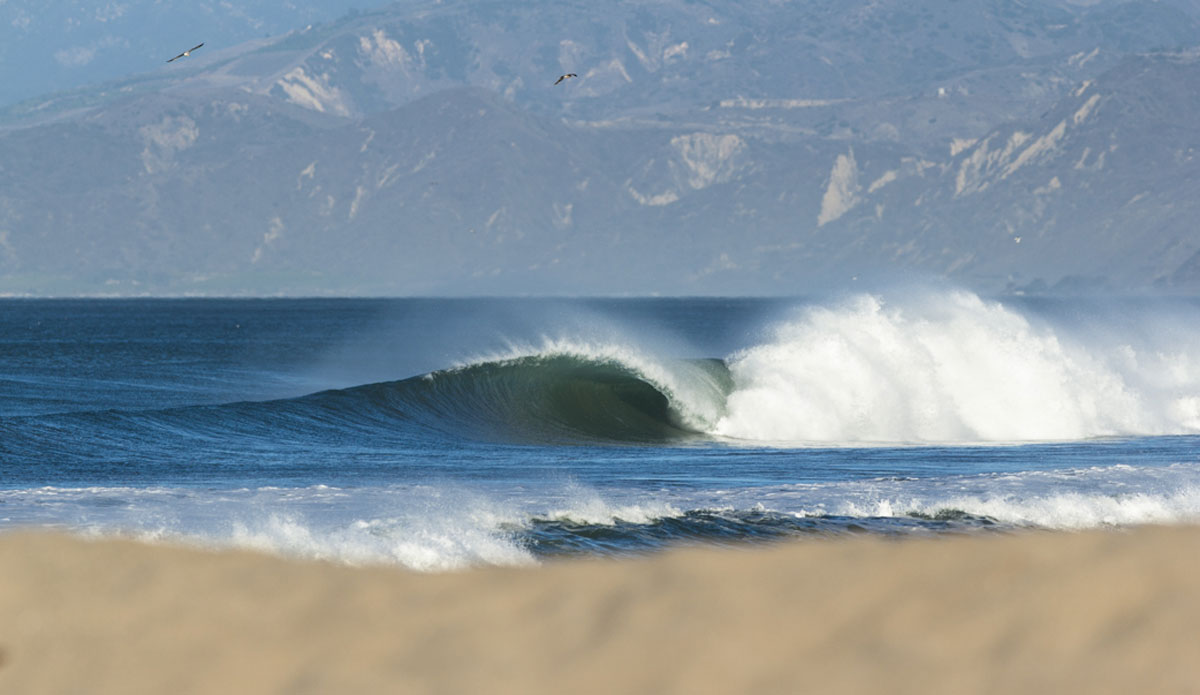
[{"left": 0, "top": 0, "right": 394, "bottom": 109}]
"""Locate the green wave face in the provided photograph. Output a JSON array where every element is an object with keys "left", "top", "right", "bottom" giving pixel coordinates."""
[{"left": 372, "top": 354, "right": 732, "bottom": 445}]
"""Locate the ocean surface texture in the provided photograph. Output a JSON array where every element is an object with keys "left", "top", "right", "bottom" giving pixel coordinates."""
[{"left": 2, "top": 292, "right": 1199, "bottom": 570}]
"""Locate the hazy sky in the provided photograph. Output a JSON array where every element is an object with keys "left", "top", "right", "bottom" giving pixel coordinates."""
[{"left": 0, "top": 0, "right": 394, "bottom": 108}]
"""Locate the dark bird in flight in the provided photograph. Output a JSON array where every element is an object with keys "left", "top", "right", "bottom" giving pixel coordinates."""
[
  {"left": 554, "top": 73, "right": 577, "bottom": 85},
  {"left": 167, "top": 43, "right": 205, "bottom": 63}
]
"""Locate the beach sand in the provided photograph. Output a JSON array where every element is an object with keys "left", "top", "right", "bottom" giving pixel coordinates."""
[{"left": 1, "top": 526, "right": 1198, "bottom": 694}]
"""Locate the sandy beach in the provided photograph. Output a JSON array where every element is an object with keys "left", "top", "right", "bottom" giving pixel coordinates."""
[{"left": 2, "top": 526, "right": 1198, "bottom": 694}]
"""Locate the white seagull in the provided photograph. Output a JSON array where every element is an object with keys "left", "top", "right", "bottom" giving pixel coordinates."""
[
  {"left": 553, "top": 73, "right": 577, "bottom": 85},
  {"left": 167, "top": 43, "right": 205, "bottom": 63}
]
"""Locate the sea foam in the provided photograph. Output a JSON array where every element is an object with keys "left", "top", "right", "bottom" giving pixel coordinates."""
[{"left": 713, "top": 291, "right": 1200, "bottom": 443}]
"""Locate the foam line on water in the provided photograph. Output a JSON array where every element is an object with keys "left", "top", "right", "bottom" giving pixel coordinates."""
[
  {"left": 0, "top": 485, "right": 541, "bottom": 572},
  {"left": 534, "top": 483, "right": 686, "bottom": 525},
  {"left": 0, "top": 484, "right": 700, "bottom": 571},
  {"left": 706, "top": 462, "right": 1200, "bottom": 530},
  {"left": 5, "top": 464, "right": 1200, "bottom": 569}
]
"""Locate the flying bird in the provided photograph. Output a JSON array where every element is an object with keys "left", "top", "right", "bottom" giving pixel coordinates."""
[
  {"left": 553, "top": 73, "right": 577, "bottom": 85},
  {"left": 167, "top": 43, "right": 205, "bottom": 63}
]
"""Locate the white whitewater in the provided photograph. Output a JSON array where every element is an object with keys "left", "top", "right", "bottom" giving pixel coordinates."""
[{"left": 713, "top": 291, "right": 1200, "bottom": 444}]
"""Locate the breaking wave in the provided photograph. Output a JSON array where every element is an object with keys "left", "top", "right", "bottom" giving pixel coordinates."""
[
  {"left": 5, "top": 290, "right": 1198, "bottom": 449},
  {"left": 308, "top": 291, "right": 1200, "bottom": 446},
  {"left": 334, "top": 341, "right": 735, "bottom": 443},
  {"left": 712, "top": 291, "right": 1200, "bottom": 443}
]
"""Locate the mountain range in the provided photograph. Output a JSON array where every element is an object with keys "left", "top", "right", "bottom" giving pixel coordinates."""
[{"left": 1, "top": 0, "right": 1199, "bottom": 295}]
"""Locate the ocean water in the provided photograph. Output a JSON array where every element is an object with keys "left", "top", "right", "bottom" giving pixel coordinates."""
[{"left": 2, "top": 290, "right": 1199, "bottom": 571}]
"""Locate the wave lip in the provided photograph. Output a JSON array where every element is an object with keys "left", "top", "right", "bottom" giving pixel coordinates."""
[{"left": 361, "top": 343, "right": 733, "bottom": 444}]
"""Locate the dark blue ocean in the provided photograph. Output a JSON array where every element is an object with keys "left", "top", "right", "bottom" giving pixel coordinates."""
[{"left": 2, "top": 291, "right": 1199, "bottom": 570}]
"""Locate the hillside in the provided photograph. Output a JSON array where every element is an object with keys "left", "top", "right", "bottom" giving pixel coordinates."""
[{"left": 1, "top": 0, "right": 1198, "bottom": 295}]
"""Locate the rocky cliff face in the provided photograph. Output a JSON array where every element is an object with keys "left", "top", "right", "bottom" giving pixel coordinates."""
[{"left": 1, "top": 0, "right": 1198, "bottom": 295}]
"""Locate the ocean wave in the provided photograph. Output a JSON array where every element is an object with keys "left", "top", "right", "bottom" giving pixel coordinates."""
[
  {"left": 712, "top": 290, "right": 1200, "bottom": 444},
  {"left": 0, "top": 347, "right": 731, "bottom": 451},
  {"left": 339, "top": 341, "right": 734, "bottom": 444},
  {"left": 388, "top": 291, "right": 1200, "bottom": 445},
  {"left": 6, "top": 290, "right": 1199, "bottom": 448}
]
